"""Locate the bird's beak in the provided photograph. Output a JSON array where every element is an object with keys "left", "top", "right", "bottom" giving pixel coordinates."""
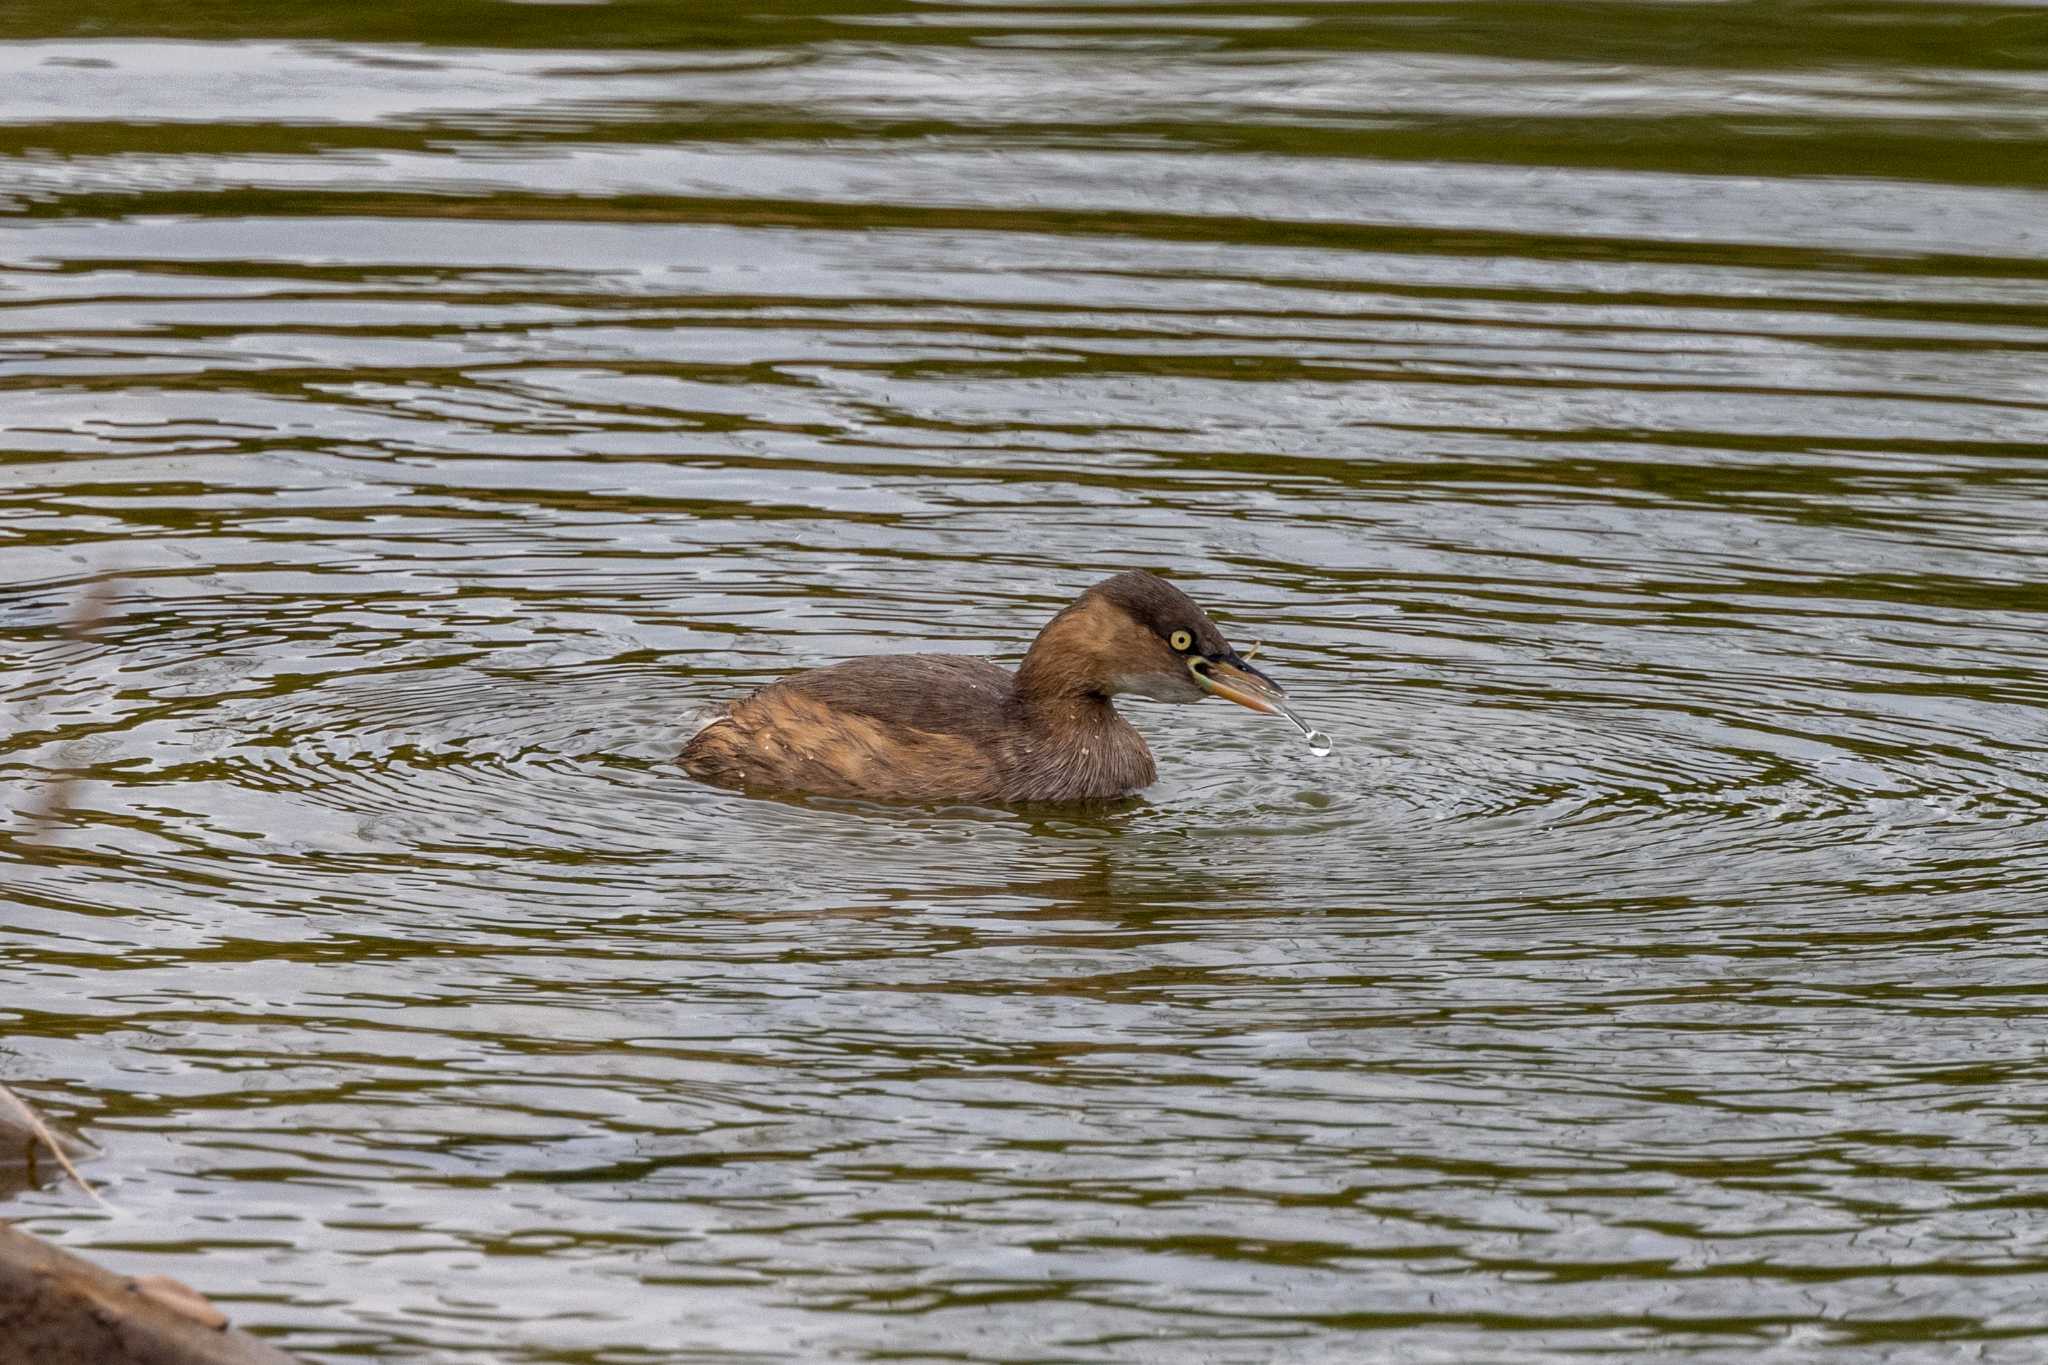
[
  {"left": 1190, "top": 648, "right": 1330, "bottom": 751},
  {"left": 1190, "top": 651, "right": 1290, "bottom": 716}
]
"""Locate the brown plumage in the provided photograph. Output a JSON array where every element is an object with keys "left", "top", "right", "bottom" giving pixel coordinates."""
[{"left": 679, "top": 570, "right": 1300, "bottom": 804}]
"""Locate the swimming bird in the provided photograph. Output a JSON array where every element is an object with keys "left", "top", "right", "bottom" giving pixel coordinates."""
[{"left": 680, "top": 570, "right": 1313, "bottom": 803}]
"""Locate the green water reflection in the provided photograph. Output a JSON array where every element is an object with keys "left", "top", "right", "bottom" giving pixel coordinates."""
[{"left": 3, "top": 0, "right": 2047, "bottom": 1361}]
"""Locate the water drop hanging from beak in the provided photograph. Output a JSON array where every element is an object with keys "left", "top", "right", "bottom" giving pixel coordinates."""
[{"left": 1267, "top": 695, "right": 1332, "bottom": 757}]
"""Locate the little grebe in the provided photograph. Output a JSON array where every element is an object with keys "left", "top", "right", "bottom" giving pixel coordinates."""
[{"left": 680, "top": 570, "right": 1317, "bottom": 803}]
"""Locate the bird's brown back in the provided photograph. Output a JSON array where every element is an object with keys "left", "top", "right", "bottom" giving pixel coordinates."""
[{"left": 679, "top": 653, "right": 1153, "bottom": 803}]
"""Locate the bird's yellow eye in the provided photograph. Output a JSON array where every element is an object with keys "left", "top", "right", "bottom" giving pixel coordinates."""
[{"left": 1169, "top": 629, "right": 1194, "bottom": 652}]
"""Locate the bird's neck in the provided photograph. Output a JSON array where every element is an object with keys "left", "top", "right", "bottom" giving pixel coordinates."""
[
  {"left": 1006, "top": 667, "right": 1155, "bottom": 802},
  {"left": 1013, "top": 595, "right": 1116, "bottom": 705}
]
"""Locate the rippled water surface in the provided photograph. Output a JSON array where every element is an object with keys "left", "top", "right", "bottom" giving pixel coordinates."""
[{"left": 5, "top": 2, "right": 2048, "bottom": 1360}]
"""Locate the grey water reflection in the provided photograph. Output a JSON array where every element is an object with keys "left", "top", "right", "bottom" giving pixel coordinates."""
[{"left": 4, "top": 1, "right": 2048, "bottom": 1360}]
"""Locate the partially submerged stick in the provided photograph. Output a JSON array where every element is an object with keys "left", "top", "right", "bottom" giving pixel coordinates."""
[
  {"left": 0, "top": 1084, "right": 107, "bottom": 1209},
  {"left": 5, "top": 576, "right": 306, "bottom": 1361}
]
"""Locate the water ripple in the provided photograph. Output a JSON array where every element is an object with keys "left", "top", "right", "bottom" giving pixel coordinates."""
[{"left": 4, "top": 8, "right": 2048, "bottom": 1362}]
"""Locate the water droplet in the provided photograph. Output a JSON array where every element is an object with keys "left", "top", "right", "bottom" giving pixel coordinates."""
[{"left": 1270, "top": 702, "right": 1332, "bottom": 757}]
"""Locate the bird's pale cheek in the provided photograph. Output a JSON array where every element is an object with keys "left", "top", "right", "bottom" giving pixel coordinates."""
[{"left": 1110, "top": 670, "right": 1206, "bottom": 702}]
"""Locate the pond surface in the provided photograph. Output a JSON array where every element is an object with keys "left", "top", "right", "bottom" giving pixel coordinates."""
[{"left": 4, "top": 2, "right": 2048, "bottom": 1360}]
